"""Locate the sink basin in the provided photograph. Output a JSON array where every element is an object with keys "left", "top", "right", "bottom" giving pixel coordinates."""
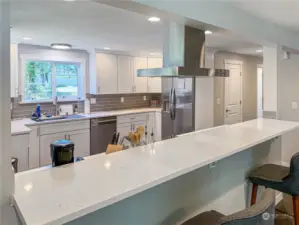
[{"left": 32, "top": 114, "right": 86, "bottom": 122}]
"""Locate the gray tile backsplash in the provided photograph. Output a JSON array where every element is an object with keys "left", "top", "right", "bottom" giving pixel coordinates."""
[
  {"left": 89, "top": 93, "right": 161, "bottom": 112},
  {"left": 11, "top": 93, "right": 161, "bottom": 119},
  {"left": 11, "top": 96, "right": 84, "bottom": 119}
]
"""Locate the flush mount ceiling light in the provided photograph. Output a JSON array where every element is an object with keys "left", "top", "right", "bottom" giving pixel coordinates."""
[
  {"left": 205, "top": 30, "right": 212, "bottom": 34},
  {"left": 256, "top": 49, "right": 263, "bottom": 53},
  {"left": 103, "top": 47, "right": 111, "bottom": 50},
  {"left": 51, "top": 43, "right": 72, "bottom": 50},
  {"left": 23, "top": 37, "right": 32, "bottom": 41},
  {"left": 148, "top": 17, "right": 161, "bottom": 22},
  {"left": 64, "top": 0, "right": 76, "bottom": 2}
]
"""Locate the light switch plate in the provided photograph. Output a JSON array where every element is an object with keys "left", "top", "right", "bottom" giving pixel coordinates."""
[
  {"left": 217, "top": 98, "right": 221, "bottom": 105},
  {"left": 292, "top": 102, "right": 298, "bottom": 109},
  {"left": 90, "top": 98, "right": 96, "bottom": 104},
  {"left": 121, "top": 97, "right": 124, "bottom": 103},
  {"left": 143, "top": 96, "right": 147, "bottom": 101}
]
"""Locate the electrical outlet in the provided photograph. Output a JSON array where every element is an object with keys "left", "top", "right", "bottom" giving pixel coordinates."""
[
  {"left": 90, "top": 98, "right": 96, "bottom": 104},
  {"left": 217, "top": 98, "right": 221, "bottom": 105},
  {"left": 209, "top": 161, "right": 217, "bottom": 169},
  {"left": 292, "top": 102, "right": 298, "bottom": 109},
  {"left": 143, "top": 96, "right": 147, "bottom": 101},
  {"left": 121, "top": 97, "right": 124, "bottom": 103}
]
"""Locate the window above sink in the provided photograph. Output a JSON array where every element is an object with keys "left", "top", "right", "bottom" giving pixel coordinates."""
[{"left": 18, "top": 46, "right": 87, "bottom": 104}]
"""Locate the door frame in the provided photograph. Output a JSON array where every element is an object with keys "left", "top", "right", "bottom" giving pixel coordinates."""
[
  {"left": 257, "top": 64, "right": 264, "bottom": 118},
  {"left": 224, "top": 60, "right": 243, "bottom": 124}
]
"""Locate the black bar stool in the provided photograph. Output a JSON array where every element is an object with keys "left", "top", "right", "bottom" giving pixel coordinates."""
[
  {"left": 248, "top": 153, "right": 299, "bottom": 225},
  {"left": 180, "top": 189, "right": 275, "bottom": 225}
]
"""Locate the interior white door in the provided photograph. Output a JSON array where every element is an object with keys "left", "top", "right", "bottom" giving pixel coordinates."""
[
  {"left": 69, "top": 129, "right": 90, "bottom": 158},
  {"left": 147, "top": 57, "right": 162, "bottom": 93},
  {"left": 118, "top": 56, "right": 134, "bottom": 93},
  {"left": 134, "top": 57, "right": 148, "bottom": 93},
  {"left": 224, "top": 62, "right": 242, "bottom": 124},
  {"left": 96, "top": 53, "right": 118, "bottom": 94}
]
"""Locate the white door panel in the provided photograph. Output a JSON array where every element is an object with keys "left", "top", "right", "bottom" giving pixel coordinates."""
[{"left": 225, "top": 62, "right": 242, "bottom": 124}]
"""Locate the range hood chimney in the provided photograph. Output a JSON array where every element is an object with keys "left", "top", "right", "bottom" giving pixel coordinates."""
[{"left": 137, "top": 23, "right": 229, "bottom": 77}]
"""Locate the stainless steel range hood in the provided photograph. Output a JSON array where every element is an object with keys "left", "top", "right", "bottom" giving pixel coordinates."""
[{"left": 137, "top": 23, "right": 229, "bottom": 77}]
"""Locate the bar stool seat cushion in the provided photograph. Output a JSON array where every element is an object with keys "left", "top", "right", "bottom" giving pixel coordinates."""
[
  {"left": 181, "top": 210, "right": 224, "bottom": 225},
  {"left": 249, "top": 164, "right": 289, "bottom": 182}
]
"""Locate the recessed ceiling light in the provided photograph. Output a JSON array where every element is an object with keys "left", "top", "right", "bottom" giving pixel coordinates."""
[
  {"left": 205, "top": 30, "right": 212, "bottom": 35},
  {"left": 103, "top": 47, "right": 111, "bottom": 50},
  {"left": 256, "top": 49, "right": 263, "bottom": 53},
  {"left": 23, "top": 37, "right": 32, "bottom": 41},
  {"left": 64, "top": 0, "right": 75, "bottom": 2},
  {"left": 148, "top": 17, "right": 161, "bottom": 22},
  {"left": 51, "top": 43, "right": 72, "bottom": 50}
]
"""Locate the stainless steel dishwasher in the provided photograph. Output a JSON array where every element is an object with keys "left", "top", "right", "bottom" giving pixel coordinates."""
[{"left": 90, "top": 116, "right": 117, "bottom": 155}]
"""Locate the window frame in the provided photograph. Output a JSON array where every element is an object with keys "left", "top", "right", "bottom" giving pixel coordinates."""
[{"left": 20, "top": 54, "right": 86, "bottom": 103}]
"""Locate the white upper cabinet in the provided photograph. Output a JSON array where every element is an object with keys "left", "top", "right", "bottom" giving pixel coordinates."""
[
  {"left": 133, "top": 57, "right": 148, "bottom": 93},
  {"left": 147, "top": 57, "right": 162, "bottom": 93},
  {"left": 117, "top": 56, "right": 134, "bottom": 93},
  {"left": 96, "top": 53, "right": 118, "bottom": 94}
]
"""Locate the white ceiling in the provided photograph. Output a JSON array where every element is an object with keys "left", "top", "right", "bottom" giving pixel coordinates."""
[
  {"left": 10, "top": 0, "right": 262, "bottom": 56},
  {"left": 227, "top": 0, "right": 299, "bottom": 33}
]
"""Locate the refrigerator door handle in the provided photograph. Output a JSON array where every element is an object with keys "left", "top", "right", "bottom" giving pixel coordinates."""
[
  {"left": 170, "top": 88, "right": 174, "bottom": 120},
  {"left": 172, "top": 88, "right": 176, "bottom": 120}
]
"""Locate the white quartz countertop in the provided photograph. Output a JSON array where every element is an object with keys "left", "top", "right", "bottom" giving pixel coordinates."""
[
  {"left": 13, "top": 119, "right": 299, "bottom": 225},
  {"left": 11, "top": 107, "right": 161, "bottom": 135}
]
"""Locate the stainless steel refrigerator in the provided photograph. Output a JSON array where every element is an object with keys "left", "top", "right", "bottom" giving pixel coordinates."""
[{"left": 162, "top": 77, "right": 195, "bottom": 140}]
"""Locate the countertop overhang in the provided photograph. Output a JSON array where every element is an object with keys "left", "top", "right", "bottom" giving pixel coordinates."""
[{"left": 13, "top": 119, "right": 299, "bottom": 225}]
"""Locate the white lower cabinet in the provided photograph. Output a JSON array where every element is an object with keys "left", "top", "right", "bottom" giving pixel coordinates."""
[
  {"left": 39, "top": 129, "right": 90, "bottom": 167},
  {"left": 69, "top": 129, "right": 90, "bottom": 158},
  {"left": 117, "top": 124, "right": 133, "bottom": 141},
  {"left": 40, "top": 132, "right": 66, "bottom": 167},
  {"left": 11, "top": 134, "right": 29, "bottom": 172}
]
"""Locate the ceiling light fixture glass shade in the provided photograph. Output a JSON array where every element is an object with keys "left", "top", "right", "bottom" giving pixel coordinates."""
[
  {"left": 23, "top": 37, "right": 32, "bottom": 40},
  {"left": 103, "top": 47, "right": 111, "bottom": 50},
  {"left": 51, "top": 43, "right": 72, "bottom": 50},
  {"left": 148, "top": 17, "right": 161, "bottom": 22},
  {"left": 256, "top": 49, "right": 263, "bottom": 53}
]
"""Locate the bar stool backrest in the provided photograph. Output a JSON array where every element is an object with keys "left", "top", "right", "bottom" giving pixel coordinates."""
[
  {"left": 219, "top": 189, "right": 275, "bottom": 225},
  {"left": 290, "top": 153, "right": 299, "bottom": 177}
]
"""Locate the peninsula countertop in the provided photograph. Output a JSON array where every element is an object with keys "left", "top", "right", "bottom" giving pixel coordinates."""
[
  {"left": 11, "top": 107, "right": 162, "bottom": 136},
  {"left": 13, "top": 119, "right": 299, "bottom": 225}
]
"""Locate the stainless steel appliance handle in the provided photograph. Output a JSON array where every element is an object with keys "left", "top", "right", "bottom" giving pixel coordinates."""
[
  {"left": 172, "top": 88, "right": 176, "bottom": 120},
  {"left": 169, "top": 88, "right": 173, "bottom": 120},
  {"left": 92, "top": 119, "right": 117, "bottom": 125}
]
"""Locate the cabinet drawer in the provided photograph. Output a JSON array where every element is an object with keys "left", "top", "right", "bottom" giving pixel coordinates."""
[
  {"left": 39, "top": 120, "right": 90, "bottom": 136},
  {"left": 117, "top": 113, "right": 148, "bottom": 125}
]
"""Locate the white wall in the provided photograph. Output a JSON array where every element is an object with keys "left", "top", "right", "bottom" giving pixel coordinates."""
[
  {"left": 263, "top": 46, "right": 280, "bottom": 113},
  {"left": 195, "top": 77, "right": 214, "bottom": 130},
  {"left": 17, "top": 44, "right": 90, "bottom": 97}
]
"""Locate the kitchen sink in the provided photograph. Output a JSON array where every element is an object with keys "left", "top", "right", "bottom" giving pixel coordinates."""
[{"left": 32, "top": 114, "right": 86, "bottom": 122}]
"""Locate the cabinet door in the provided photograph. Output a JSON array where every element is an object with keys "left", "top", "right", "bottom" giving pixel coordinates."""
[
  {"left": 11, "top": 134, "right": 29, "bottom": 172},
  {"left": 118, "top": 56, "right": 134, "bottom": 93},
  {"left": 40, "top": 133, "right": 66, "bottom": 167},
  {"left": 134, "top": 57, "right": 148, "bottom": 93},
  {"left": 147, "top": 58, "right": 163, "bottom": 93},
  {"left": 117, "top": 124, "right": 133, "bottom": 141},
  {"left": 69, "top": 129, "right": 90, "bottom": 158},
  {"left": 96, "top": 53, "right": 118, "bottom": 94}
]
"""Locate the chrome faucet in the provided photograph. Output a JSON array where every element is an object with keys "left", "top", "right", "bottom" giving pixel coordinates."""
[{"left": 53, "top": 96, "right": 61, "bottom": 116}]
